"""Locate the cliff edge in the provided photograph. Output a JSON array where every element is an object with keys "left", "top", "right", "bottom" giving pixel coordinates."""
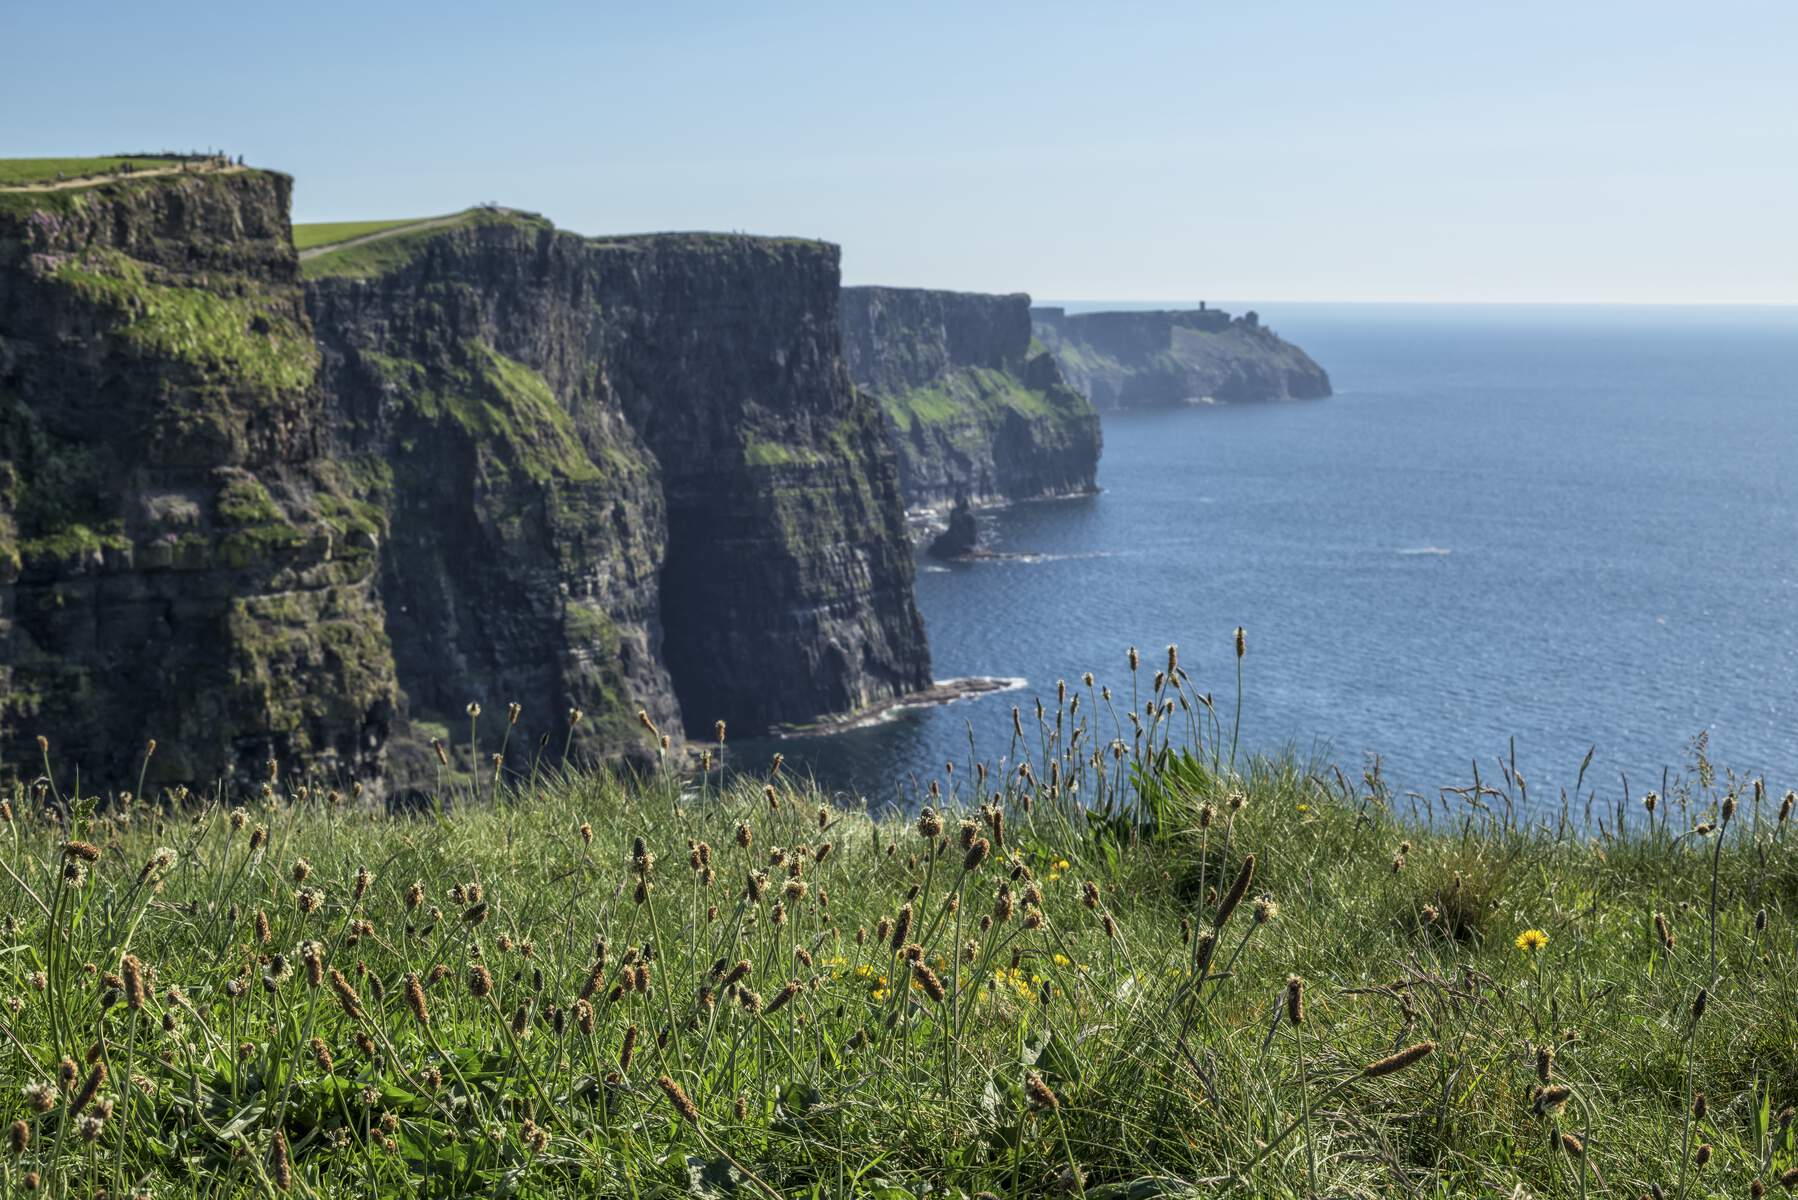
[
  {"left": 302, "top": 217, "right": 934, "bottom": 768},
  {"left": 841, "top": 287, "right": 1100, "bottom": 511},
  {"left": 0, "top": 169, "right": 932, "bottom": 787},
  {"left": 1032, "top": 305, "right": 1330, "bottom": 410},
  {"left": 0, "top": 169, "right": 396, "bottom": 785}
]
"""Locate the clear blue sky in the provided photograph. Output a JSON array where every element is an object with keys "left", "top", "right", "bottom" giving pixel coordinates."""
[{"left": 8, "top": 1, "right": 1795, "bottom": 303}]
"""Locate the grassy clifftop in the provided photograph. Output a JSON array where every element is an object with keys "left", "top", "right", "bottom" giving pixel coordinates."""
[
  {"left": 297, "top": 209, "right": 551, "bottom": 279},
  {"left": 0, "top": 155, "right": 218, "bottom": 186},
  {"left": 2, "top": 647, "right": 1793, "bottom": 1197},
  {"left": 293, "top": 218, "right": 441, "bottom": 252}
]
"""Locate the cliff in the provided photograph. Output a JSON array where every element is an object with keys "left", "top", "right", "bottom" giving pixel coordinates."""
[
  {"left": 303, "top": 211, "right": 676, "bottom": 770},
  {"left": 580, "top": 238, "right": 929, "bottom": 736},
  {"left": 304, "top": 217, "right": 932, "bottom": 766},
  {"left": 1032, "top": 305, "right": 1330, "bottom": 410},
  {"left": 841, "top": 287, "right": 1100, "bottom": 511},
  {"left": 0, "top": 171, "right": 931, "bottom": 787},
  {"left": 0, "top": 170, "right": 396, "bottom": 786}
]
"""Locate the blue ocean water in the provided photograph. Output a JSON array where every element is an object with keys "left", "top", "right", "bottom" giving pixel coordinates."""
[{"left": 756, "top": 304, "right": 1798, "bottom": 811}]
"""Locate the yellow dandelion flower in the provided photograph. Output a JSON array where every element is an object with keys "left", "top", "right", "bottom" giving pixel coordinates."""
[
  {"left": 1515, "top": 928, "right": 1549, "bottom": 953},
  {"left": 1052, "top": 954, "right": 1072, "bottom": 967}
]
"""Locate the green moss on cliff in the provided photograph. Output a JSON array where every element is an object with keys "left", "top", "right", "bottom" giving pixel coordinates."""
[
  {"left": 749, "top": 406, "right": 890, "bottom": 561},
  {"left": 314, "top": 492, "right": 384, "bottom": 545},
  {"left": 880, "top": 364, "right": 1060, "bottom": 433},
  {"left": 562, "top": 603, "right": 613, "bottom": 645},
  {"left": 1046, "top": 339, "right": 1106, "bottom": 373},
  {"left": 210, "top": 476, "right": 310, "bottom": 565},
  {"left": 51, "top": 248, "right": 316, "bottom": 393},
  {"left": 215, "top": 477, "right": 283, "bottom": 525},
  {"left": 0, "top": 390, "right": 128, "bottom": 570},
  {"left": 223, "top": 585, "right": 396, "bottom": 743},
  {"left": 0, "top": 494, "right": 17, "bottom": 582},
  {"left": 743, "top": 438, "right": 827, "bottom": 469},
  {"left": 19, "top": 521, "right": 129, "bottom": 561},
  {"left": 217, "top": 522, "right": 308, "bottom": 567},
  {"left": 381, "top": 341, "right": 602, "bottom": 486}
]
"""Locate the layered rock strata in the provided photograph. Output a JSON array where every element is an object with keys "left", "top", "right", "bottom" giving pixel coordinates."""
[
  {"left": 0, "top": 175, "right": 931, "bottom": 787},
  {"left": 841, "top": 287, "right": 1101, "bottom": 511}
]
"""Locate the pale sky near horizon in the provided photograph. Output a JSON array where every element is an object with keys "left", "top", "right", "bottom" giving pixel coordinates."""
[{"left": 7, "top": 1, "right": 1795, "bottom": 303}]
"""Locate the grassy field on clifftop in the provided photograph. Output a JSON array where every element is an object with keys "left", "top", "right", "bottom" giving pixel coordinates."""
[
  {"left": 1, "top": 650, "right": 1795, "bottom": 1198},
  {"left": 0, "top": 157, "right": 201, "bottom": 187},
  {"left": 291, "top": 220, "right": 433, "bottom": 252}
]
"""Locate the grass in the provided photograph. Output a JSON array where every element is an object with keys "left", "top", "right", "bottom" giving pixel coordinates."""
[
  {"left": 0, "top": 157, "right": 199, "bottom": 187},
  {"left": 2, "top": 645, "right": 1796, "bottom": 1198},
  {"left": 49, "top": 248, "right": 317, "bottom": 395},
  {"left": 300, "top": 210, "right": 548, "bottom": 280},
  {"left": 292, "top": 220, "right": 436, "bottom": 253},
  {"left": 372, "top": 340, "right": 604, "bottom": 485},
  {"left": 879, "top": 363, "right": 1084, "bottom": 437}
]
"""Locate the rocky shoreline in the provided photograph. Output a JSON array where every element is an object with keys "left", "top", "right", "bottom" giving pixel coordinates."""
[{"left": 768, "top": 675, "right": 1027, "bottom": 737}]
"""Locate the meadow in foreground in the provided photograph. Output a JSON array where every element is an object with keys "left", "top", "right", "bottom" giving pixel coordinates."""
[{"left": 1, "top": 644, "right": 1795, "bottom": 1198}]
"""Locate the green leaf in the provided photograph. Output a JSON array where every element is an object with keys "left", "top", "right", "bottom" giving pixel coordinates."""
[
  {"left": 1024, "top": 1027, "right": 1084, "bottom": 1089},
  {"left": 685, "top": 1154, "right": 743, "bottom": 1197}
]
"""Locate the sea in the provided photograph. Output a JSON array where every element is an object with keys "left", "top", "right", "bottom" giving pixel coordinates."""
[{"left": 746, "top": 303, "right": 1798, "bottom": 816}]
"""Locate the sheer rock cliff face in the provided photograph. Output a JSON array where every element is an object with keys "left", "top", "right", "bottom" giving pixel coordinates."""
[
  {"left": 1032, "top": 306, "right": 1331, "bottom": 411},
  {"left": 0, "top": 175, "right": 931, "bottom": 787},
  {"left": 309, "top": 224, "right": 929, "bottom": 756},
  {"left": 304, "top": 218, "right": 675, "bottom": 772},
  {"left": 0, "top": 171, "right": 396, "bottom": 786},
  {"left": 840, "top": 287, "right": 1101, "bottom": 512},
  {"left": 583, "top": 238, "right": 930, "bottom": 735}
]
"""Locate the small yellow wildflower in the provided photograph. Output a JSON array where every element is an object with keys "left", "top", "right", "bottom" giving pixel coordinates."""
[
  {"left": 1515, "top": 928, "right": 1549, "bottom": 953},
  {"left": 1295, "top": 803, "right": 1310, "bottom": 813}
]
